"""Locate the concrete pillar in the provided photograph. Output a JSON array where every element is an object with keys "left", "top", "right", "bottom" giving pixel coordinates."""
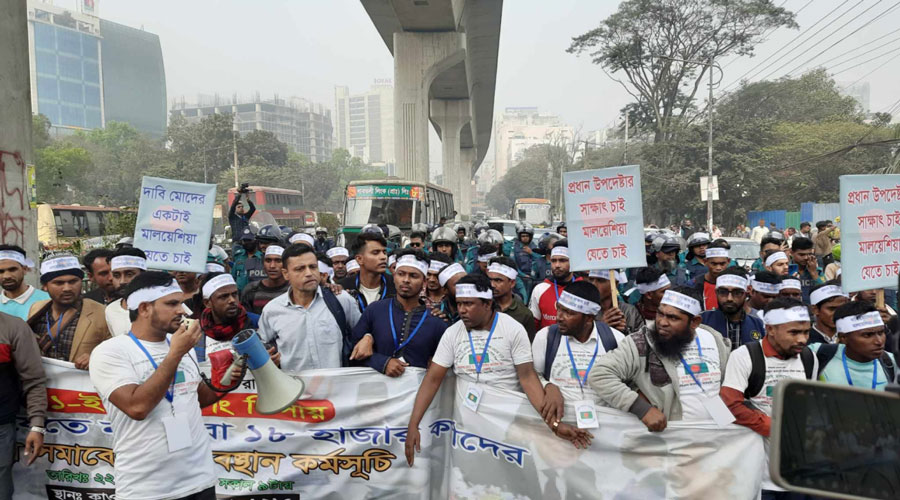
[
  {"left": 459, "top": 147, "right": 475, "bottom": 216},
  {"left": 393, "top": 32, "right": 465, "bottom": 182},
  {"left": 0, "top": 1, "right": 39, "bottom": 277},
  {"left": 430, "top": 98, "right": 470, "bottom": 213}
]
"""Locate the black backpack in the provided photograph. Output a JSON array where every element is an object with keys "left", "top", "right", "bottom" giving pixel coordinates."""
[
  {"left": 319, "top": 286, "right": 353, "bottom": 366},
  {"left": 813, "top": 343, "right": 896, "bottom": 383},
  {"left": 743, "top": 341, "right": 815, "bottom": 398},
  {"left": 543, "top": 321, "right": 618, "bottom": 380}
]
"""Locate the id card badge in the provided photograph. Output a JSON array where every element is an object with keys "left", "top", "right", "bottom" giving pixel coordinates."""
[
  {"left": 702, "top": 395, "right": 736, "bottom": 428},
  {"left": 162, "top": 414, "right": 193, "bottom": 453},
  {"left": 574, "top": 400, "right": 600, "bottom": 429},
  {"left": 463, "top": 383, "right": 483, "bottom": 412}
]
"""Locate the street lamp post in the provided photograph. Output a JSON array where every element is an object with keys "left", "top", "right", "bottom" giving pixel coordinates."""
[
  {"left": 232, "top": 115, "right": 240, "bottom": 188},
  {"left": 651, "top": 54, "right": 721, "bottom": 231}
]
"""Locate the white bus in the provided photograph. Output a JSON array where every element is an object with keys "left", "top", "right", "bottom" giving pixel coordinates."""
[{"left": 512, "top": 198, "right": 552, "bottom": 227}]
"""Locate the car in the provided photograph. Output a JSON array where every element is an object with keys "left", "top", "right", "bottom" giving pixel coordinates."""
[
  {"left": 487, "top": 218, "right": 519, "bottom": 242},
  {"left": 721, "top": 237, "right": 758, "bottom": 270}
]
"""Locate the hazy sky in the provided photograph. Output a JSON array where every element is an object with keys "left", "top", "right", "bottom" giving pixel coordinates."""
[{"left": 67, "top": 0, "right": 900, "bottom": 167}]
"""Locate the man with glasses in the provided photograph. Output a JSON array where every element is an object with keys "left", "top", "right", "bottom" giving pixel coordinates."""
[
  {"left": 701, "top": 268, "right": 765, "bottom": 350},
  {"left": 407, "top": 232, "right": 426, "bottom": 250}
]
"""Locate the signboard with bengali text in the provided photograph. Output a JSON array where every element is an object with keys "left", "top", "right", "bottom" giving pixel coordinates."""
[
  {"left": 564, "top": 165, "right": 647, "bottom": 272},
  {"left": 347, "top": 184, "right": 422, "bottom": 200},
  {"left": 839, "top": 174, "right": 900, "bottom": 293},
  {"left": 133, "top": 176, "right": 216, "bottom": 273}
]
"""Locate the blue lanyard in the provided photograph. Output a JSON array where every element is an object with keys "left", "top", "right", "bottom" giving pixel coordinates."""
[
  {"left": 565, "top": 333, "right": 600, "bottom": 392},
  {"left": 128, "top": 332, "right": 174, "bottom": 403},
  {"left": 467, "top": 313, "right": 499, "bottom": 377},
  {"left": 45, "top": 310, "right": 65, "bottom": 347},
  {"left": 678, "top": 336, "right": 706, "bottom": 391},
  {"left": 356, "top": 274, "right": 387, "bottom": 311},
  {"left": 552, "top": 276, "right": 574, "bottom": 300},
  {"left": 842, "top": 348, "right": 879, "bottom": 390},
  {"left": 389, "top": 301, "right": 429, "bottom": 355}
]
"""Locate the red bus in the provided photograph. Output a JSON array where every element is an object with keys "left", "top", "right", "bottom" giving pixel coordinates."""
[{"left": 226, "top": 186, "right": 316, "bottom": 231}]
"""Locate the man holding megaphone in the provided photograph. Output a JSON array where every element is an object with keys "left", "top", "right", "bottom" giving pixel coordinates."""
[{"left": 89, "top": 272, "right": 225, "bottom": 500}]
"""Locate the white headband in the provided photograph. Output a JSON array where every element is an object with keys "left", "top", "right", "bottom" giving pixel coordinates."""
[
  {"left": 201, "top": 273, "right": 237, "bottom": 299},
  {"left": 550, "top": 246, "right": 569, "bottom": 259},
  {"left": 764, "top": 306, "right": 810, "bottom": 325},
  {"left": 40, "top": 256, "right": 81, "bottom": 276},
  {"left": 487, "top": 263, "right": 518, "bottom": 281},
  {"left": 438, "top": 263, "right": 466, "bottom": 287},
  {"left": 715, "top": 274, "right": 748, "bottom": 290},
  {"left": 636, "top": 274, "right": 671, "bottom": 294},
  {"left": 264, "top": 245, "right": 284, "bottom": 257},
  {"left": 345, "top": 260, "right": 360, "bottom": 273},
  {"left": 836, "top": 312, "right": 884, "bottom": 334},
  {"left": 317, "top": 260, "right": 333, "bottom": 276},
  {"left": 428, "top": 260, "right": 449, "bottom": 274},
  {"left": 206, "top": 263, "right": 225, "bottom": 273},
  {"left": 660, "top": 290, "right": 701, "bottom": 317},
  {"left": 289, "top": 233, "right": 314, "bottom": 246},
  {"left": 326, "top": 247, "right": 349, "bottom": 259},
  {"left": 388, "top": 255, "right": 397, "bottom": 267},
  {"left": 558, "top": 291, "right": 601, "bottom": 316},
  {"left": 477, "top": 252, "right": 498, "bottom": 263},
  {"left": 455, "top": 283, "right": 493, "bottom": 300},
  {"left": 810, "top": 285, "right": 848, "bottom": 305},
  {"left": 779, "top": 279, "right": 801, "bottom": 291},
  {"left": 765, "top": 252, "right": 788, "bottom": 268},
  {"left": 395, "top": 254, "right": 428, "bottom": 276},
  {"left": 750, "top": 279, "right": 781, "bottom": 295},
  {"left": 0, "top": 250, "right": 27, "bottom": 267},
  {"left": 110, "top": 255, "right": 147, "bottom": 271},
  {"left": 705, "top": 247, "right": 729, "bottom": 259},
  {"left": 127, "top": 283, "right": 183, "bottom": 310}
]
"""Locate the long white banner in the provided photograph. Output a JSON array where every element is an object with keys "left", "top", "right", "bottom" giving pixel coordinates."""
[{"left": 12, "top": 360, "right": 765, "bottom": 499}]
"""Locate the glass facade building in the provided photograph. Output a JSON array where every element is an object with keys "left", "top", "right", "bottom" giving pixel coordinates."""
[{"left": 32, "top": 20, "right": 103, "bottom": 130}]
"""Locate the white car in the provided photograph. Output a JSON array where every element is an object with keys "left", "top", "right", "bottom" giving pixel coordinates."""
[{"left": 721, "top": 237, "right": 758, "bottom": 270}]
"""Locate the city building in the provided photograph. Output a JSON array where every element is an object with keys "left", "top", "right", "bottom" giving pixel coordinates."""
[
  {"left": 334, "top": 80, "right": 395, "bottom": 168},
  {"left": 840, "top": 82, "right": 870, "bottom": 114},
  {"left": 26, "top": 0, "right": 166, "bottom": 137},
  {"left": 489, "top": 107, "right": 574, "bottom": 189},
  {"left": 170, "top": 94, "right": 334, "bottom": 164}
]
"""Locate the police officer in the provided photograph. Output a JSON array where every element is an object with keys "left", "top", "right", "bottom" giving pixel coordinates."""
[{"left": 512, "top": 222, "right": 538, "bottom": 294}]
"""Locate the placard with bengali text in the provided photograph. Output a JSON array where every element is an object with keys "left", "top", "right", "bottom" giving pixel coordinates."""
[
  {"left": 564, "top": 165, "right": 647, "bottom": 272},
  {"left": 839, "top": 174, "right": 900, "bottom": 293},
  {"left": 133, "top": 176, "right": 216, "bottom": 273}
]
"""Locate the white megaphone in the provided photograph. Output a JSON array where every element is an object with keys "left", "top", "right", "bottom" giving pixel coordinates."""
[{"left": 231, "top": 329, "right": 305, "bottom": 414}]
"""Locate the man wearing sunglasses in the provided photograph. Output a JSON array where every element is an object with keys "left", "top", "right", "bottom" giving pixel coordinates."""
[{"left": 701, "top": 268, "right": 765, "bottom": 350}]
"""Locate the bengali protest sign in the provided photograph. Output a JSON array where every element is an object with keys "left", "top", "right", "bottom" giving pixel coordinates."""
[
  {"left": 12, "top": 361, "right": 765, "bottom": 499},
  {"left": 564, "top": 165, "right": 647, "bottom": 272},
  {"left": 133, "top": 176, "right": 216, "bottom": 273},
  {"left": 839, "top": 174, "right": 900, "bottom": 293}
]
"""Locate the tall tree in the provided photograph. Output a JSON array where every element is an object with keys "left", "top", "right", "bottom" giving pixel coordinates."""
[{"left": 567, "top": 0, "right": 796, "bottom": 143}]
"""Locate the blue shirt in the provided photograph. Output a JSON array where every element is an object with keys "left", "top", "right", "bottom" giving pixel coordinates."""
[
  {"left": 812, "top": 343, "right": 895, "bottom": 391},
  {"left": 0, "top": 286, "right": 50, "bottom": 320},
  {"left": 350, "top": 297, "right": 447, "bottom": 373}
]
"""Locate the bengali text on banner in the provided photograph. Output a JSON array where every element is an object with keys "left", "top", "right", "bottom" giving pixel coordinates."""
[{"left": 839, "top": 174, "right": 900, "bottom": 293}]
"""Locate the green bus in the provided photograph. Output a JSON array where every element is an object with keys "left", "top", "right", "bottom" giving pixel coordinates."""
[{"left": 339, "top": 179, "right": 455, "bottom": 244}]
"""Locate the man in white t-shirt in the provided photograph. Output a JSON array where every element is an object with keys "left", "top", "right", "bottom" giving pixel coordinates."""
[
  {"left": 532, "top": 281, "right": 624, "bottom": 429},
  {"left": 104, "top": 247, "right": 148, "bottom": 337},
  {"left": 404, "top": 274, "right": 592, "bottom": 467},
  {"left": 89, "top": 271, "right": 223, "bottom": 500},
  {"left": 720, "top": 297, "right": 817, "bottom": 499}
]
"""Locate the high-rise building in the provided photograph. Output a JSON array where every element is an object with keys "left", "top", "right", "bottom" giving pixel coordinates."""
[
  {"left": 26, "top": 0, "right": 166, "bottom": 137},
  {"left": 170, "top": 94, "right": 334, "bottom": 164},
  {"left": 490, "top": 107, "right": 574, "bottom": 189},
  {"left": 334, "top": 80, "right": 394, "bottom": 168},
  {"left": 840, "top": 82, "right": 871, "bottom": 114}
]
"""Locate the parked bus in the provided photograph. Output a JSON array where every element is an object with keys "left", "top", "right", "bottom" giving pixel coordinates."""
[
  {"left": 340, "top": 179, "right": 454, "bottom": 245},
  {"left": 226, "top": 186, "right": 317, "bottom": 233},
  {"left": 512, "top": 198, "right": 552, "bottom": 227},
  {"left": 37, "top": 204, "right": 135, "bottom": 249}
]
